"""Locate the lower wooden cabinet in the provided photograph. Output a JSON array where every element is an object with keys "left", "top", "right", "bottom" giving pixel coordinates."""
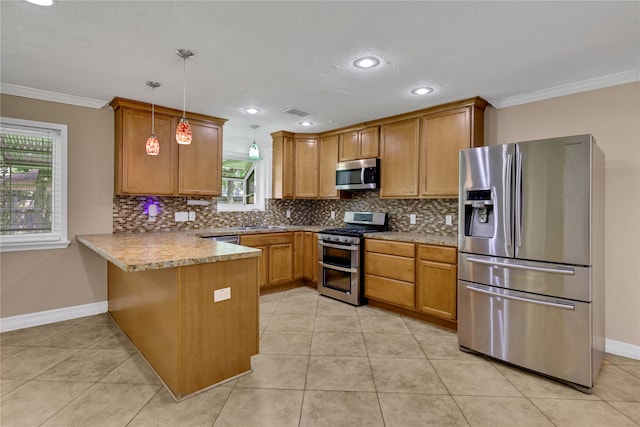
[
  {"left": 303, "top": 231, "right": 318, "bottom": 283},
  {"left": 416, "top": 244, "right": 458, "bottom": 320},
  {"left": 240, "top": 233, "right": 294, "bottom": 288},
  {"left": 364, "top": 239, "right": 416, "bottom": 309}
]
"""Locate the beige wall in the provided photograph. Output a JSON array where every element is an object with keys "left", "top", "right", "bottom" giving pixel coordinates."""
[
  {"left": 486, "top": 81, "right": 640, "bottom": 347},
  {"left": 0, "top": 94, "right": 113, "bottom": 318}
]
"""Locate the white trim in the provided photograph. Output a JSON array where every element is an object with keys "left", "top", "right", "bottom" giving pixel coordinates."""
[
  {"left": 0, "top": 83, "right": 108, "bottom": 109},
  {"left": 489, "top": 70, "right": 640, "bottom": 109},
  {"left": 606, "top": 338, "right": 640, "bottom": 360},
  {"left": 0, "top": 301, "right": 108, "bottom": 333}
]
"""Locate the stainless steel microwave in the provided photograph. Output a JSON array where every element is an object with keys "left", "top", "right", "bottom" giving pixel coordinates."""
[{"left": 336, "top": 158, "right": 380, "bottom": 190}]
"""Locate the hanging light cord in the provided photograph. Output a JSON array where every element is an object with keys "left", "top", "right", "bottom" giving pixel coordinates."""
[
  {"left": 151, "top": 86, "right": 155, "bottom": 134},
  {"left": 182, "top": 58, "right": 187, "bottom": 119}
]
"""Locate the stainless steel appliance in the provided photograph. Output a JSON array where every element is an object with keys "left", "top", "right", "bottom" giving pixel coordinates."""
[
  {"left": 457, "top": 134, "right": 605, "bottom": 392},
  {"left": 202, "top": 235, "right": 240, "bottom": 244},
  {"left": 318, "top": 212, "right": 387, "bottom": 305},
  {"left": 336, "top": 158, "right": 380, "bottom": 190}
]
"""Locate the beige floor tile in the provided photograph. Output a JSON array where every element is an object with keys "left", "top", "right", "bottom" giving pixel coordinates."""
[
  {"left": 592, "top": 365, "right": 640, "bottom": 402},
  {"left": 492, "top": 362, "right": 601, "bottom": 400},
  {"left": 259, "top": 331, "right": 313, "bottom": 355},
  {"left": 300, "top": 390, "right": 384, "bottom": 427},
  {"left": 68, "top": 313, "right": 116, "bottom": 327},
  {"left": 357, "top": 304, "right": 401, "bottom": 317},
  {"left": 363, "top": 333, "right": 425, "bottom": 358},
  {"left": 402, "top": 316, "right": 456, "bottom": 335},
  {"left": 213, "top": 388, "right": 303, "bottom": 427},
  {"left": 235, "top": 354, "right": 308, "bottom": 389},
  {"left": 275, "top": 299, "right": 318, "bottom": 315},
  {"left": 370, "top": 357, "right": 448, "bottom": 394},
  {"left": 414, "top": 333, "right": 483, "bottom": 361},
  {"left": 0, "top": 347, "right": 78, "bottom": 380},
  {"left": 281, "top": 289, "right": 319, "bottom": 305},
  {"left": 35, "top": 324, "right": 118, "bottom": 348},
  {"left": 99, "top": 353, "right": 161, "bottom": 385},
  {"left": 0, "top": 323, "right": 72, "bottom": 346},
  {"left": 605, "top": 353, "right": 640, "bottom": 366},
  {"left": 455, "top": 396, "right": 554, "bottom": 427},
  {"left": 0, "top": 345, "right": 25, "bottom": 361},
  {"left": 260, "top": 291, "right": 285, "bottom": 304},
  {"left": 306, "top": 356, "right": 375, "bottom": 391},
  {"left": 0, "top": 380, "right": 94, "bottom": 427},
  {"left": 531, "top": 398, "right": 638, "bottom": 427},
  {"left": 36, "top": 348, "right": 133, "bottom": 382},
  {"left": 378, "top": 393, "right": 469, "bottom": 427},
  {"left": 259, "top": 313, "right": 272, "bottom": 332},
  {"left": 431, "top": 360, "right": 522, "bottom": 397},
  {"left": 359, "top": 315, "right": 411, "bottom": 334},
  {"left": 619, "top": 364, "right": 640, "bottom": 380},
  {"left": 314, "top": 315, "right": 362, "bottom": 332},
  {"left": 608, "top": 402, "right": 640, "bottom": 425},
  {"left": 316, "top": 296, "right": 359, "bottom": 316},
  {"left": 266, "top": 313, "right": 315, "bottom": 332},
  {"left": 128, "top": 386, "right": 231, "bottom": 426},
  {"left": 260, "top": 299, "right": 280, "bottom": 314},
  {"left": 41, "top": 382, "right": 159, "bottom": 426},
  {"left": 86, "top": 329, "right": 136, "bottom": 351},
  {"left": 310, "top": 332, "right": 367, "bottom": 357},
  {"left": 0, "top": 379, "right": 26, "bottom": 396}
]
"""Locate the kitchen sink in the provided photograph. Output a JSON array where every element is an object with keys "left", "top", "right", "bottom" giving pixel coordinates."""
[{"left": 229, "top": 225, "right": 288, "bottom": 231}]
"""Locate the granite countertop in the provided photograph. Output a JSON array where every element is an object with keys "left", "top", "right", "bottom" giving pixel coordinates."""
[
  {"left": 77, "top": 232, "right": 261, "bottom": 272},
  {"left": 193, "top": 225, "right": 325, "bottom": 237},
  {"left": 364, "top": 231, "right": 458, "bottom": 247}
]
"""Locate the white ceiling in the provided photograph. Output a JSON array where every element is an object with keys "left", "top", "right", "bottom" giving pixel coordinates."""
[{"left": 1, "top": 1, "right": 639, "bottom": 147}]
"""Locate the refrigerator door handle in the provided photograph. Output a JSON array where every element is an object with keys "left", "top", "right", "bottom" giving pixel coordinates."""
[
  {"left": 465, "top": 256, "right": 575, "bottom": 275},
  {"left": 504, "top": 153, "right": 513, "bottom": 246},
  {"left": 466, "top": 285, "right": 575, "bottom": 310},
  {"left": 515, "top": 151, "right": 523, "bottom": 248}
]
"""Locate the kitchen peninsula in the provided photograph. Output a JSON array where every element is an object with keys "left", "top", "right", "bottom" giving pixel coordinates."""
[{"left": 77, "top": 232, "right": 261, "bottom": 400}]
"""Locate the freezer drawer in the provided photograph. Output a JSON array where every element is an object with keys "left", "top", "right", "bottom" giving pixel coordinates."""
[
  {"left": 458, "top": 281, "right": 595, "bottom": 388},
  {"left": 458, "top": 253, "right": 592, "bottom": 302}
]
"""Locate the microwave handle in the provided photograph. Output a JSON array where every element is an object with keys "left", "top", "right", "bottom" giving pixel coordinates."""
[{"left": 361, "top": 167, "right": 365, "bottom": 184}]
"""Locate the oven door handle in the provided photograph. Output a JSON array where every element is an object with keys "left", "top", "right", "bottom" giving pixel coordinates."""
[
  {"left": 319, "top": 262, "right": 358, "bottom": 274},
  {"left": 318, "top": 241, "right": 359, "bottom": 251},
  {"left": 466, "top": 285, "right": 575, "bottom": 310}
]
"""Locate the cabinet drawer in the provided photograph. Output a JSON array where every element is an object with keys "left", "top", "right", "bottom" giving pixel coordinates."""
[
  {"left": 365, "top": 239, "right": 415, "bottom": 258},
  {"left": 240, "top": 232, "right": 293, "bottom": 247},
  {"left": 365, "top": 252, "right": 415, "bottom": 283},
  {"left": 418, "top": 244, "right": 456, "bottom": 264},
  {"left": 365, "top": 274, "right": 415, "bottom": 309}
]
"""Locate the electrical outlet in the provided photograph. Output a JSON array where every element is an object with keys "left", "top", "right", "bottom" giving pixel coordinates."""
[
  {"left": 188, "top": 211, "right": 195, "bottom": 221},
  {"left": 446, "top": 214, "right": 453, "bottom": 226},
  {"left": 214, "top": 287, "right": 231, "bottom": 302},
  {"left": 330, "top": 211, "right": 335, "bottom": 220},
  {"left": 410, "top": 214, "right": 417, "bottom": 224},
  {"left": 286, "top": 210, "right": 291, "bottom": 219},
  {"left": 174, "top": 212, "right": 188, "bottom": 222}
]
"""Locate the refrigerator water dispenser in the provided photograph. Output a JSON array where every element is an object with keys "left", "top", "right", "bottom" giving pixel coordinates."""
[{"left": 463, "top": 189, "right": 494, "bottom": 238}]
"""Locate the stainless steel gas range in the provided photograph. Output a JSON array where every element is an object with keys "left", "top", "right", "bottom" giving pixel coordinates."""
[{"left": 317, "top": 212, "right": 387, "bottom": 306}]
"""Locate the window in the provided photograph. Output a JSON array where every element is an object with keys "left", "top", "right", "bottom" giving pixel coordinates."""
[
  {"left": 0, "top": 117, "right": 69, "bottom": 252},
  {"left": 218, "top": 159, "right": 256, "bottom": 206}
]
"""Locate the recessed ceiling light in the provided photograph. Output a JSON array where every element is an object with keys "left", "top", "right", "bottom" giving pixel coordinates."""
[
  {"left": 25, "top": 0, "right": 54, "bottom": 5},
  {"left": 411, "top": 87, "right": 434, "bottom": 95},
  {"left": 244, "top": 107, "right": 261, "bottom": 114},
  {"left": 353, "top": 56, "right": 380, "bottom": 69},
  {"left": 299, "top": 121, "right": 314, "bottom": 127}
]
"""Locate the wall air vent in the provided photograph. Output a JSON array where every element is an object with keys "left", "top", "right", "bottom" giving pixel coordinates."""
[{"left": 283, "top": 108, "right": 310, "bottom": 117}]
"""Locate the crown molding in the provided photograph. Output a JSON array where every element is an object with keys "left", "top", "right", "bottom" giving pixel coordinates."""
[
  {"left": 0, "top": 83, "right": 108, "bottom": 109},
  {"left": 488, "top": 69, "right": 640, "bottom": 109}
]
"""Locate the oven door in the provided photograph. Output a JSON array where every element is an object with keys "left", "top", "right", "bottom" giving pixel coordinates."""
[{"left": 317, "top": 240, "right": 363, "bottom": 305}]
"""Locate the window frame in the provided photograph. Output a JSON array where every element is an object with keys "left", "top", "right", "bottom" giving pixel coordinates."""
[{"left": 0, "top": 117, "right": 70, "bottom": 252}]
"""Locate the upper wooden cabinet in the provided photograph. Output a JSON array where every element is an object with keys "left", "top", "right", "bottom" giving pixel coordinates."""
[
  {"left": 380, "top": 118, "right": 421, "bottom": 198},
  {"left": 318, "top": 134, "right": 339, "bottom": 199},
  {"left": 111, "top": 98, "right": 226, "bottom": 196},
  {"left": 271, "top": 131, "right": 294, "bottom": 199},
  {"left": 294, "top": 135, "right": 319, "bottom": 198},
  {"left": 338, "top": 126, "right": 379, "bottom": 161}
]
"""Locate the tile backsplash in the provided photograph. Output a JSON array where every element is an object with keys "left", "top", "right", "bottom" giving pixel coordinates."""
[{"left": 113, "top": 191, "right": 458, "bottom": 236}]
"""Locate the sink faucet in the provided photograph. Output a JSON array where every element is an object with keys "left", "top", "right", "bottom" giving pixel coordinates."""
[{"left": 247, "top": 209, "right": 261, "bottom": 227}]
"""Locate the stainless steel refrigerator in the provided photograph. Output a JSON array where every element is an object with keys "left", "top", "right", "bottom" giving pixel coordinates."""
[{"left": 457, "top": 134, "right": 605, "bottom": 392}]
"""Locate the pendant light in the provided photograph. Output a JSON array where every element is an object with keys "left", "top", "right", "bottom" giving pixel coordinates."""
[
  {"left": 145, "top": 81, "right": 161, "bottom": 156},
  {"left": 175, "top": 49, "right": 194, "bottom": 145},
  {"left": 248, "top": 125, "right": 261, "bottom": 160}
]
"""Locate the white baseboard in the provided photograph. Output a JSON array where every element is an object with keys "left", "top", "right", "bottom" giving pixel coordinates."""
[
  {"left": 0, "top": 301, "right": 108, "bottom": 333},
  {"left": 605, "top": 338, "right": 640, "bottom": 360}
]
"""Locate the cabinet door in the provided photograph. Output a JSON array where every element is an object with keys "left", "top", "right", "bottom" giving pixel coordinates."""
[
  {"left": 118, "top": 108, "right": 176, "bottom": 195},
  {"left": 255, "top": 245, "right": 269, "bottom": 288},
  {"left": 269, "top": 243, "right": 293, "bottom": 285},
  {"left": 272, "top": 133, "right": 294, "bottom": 199},
  {"left": 380, "top": 118, "right": 420, "bottom": 197},
  {"left": 178, "top": 119, "right": 222, "bottom": 196},
  {"left": 338, "top": 131, "right": 359, "bottom": 161},
  {"left": 294, "top": 137, "right": 319, "bottom": 198},
  {"left": 319, "top": 135, "right": 339, "bottom": 199},
  {"left": 359, "top": 126, "right": 379, "bottom": 159},
  {"left": 303, "top": 232, "right": 318, "bottom": 283},
  {"left": 420, "top": 107, "right": 470, "bottom": 197},
  {"left": 293, "top": 232, "right": 304, "bottom": 279},
  {"left": 417, "top": 259, "right": 457, "bottom": 320}
]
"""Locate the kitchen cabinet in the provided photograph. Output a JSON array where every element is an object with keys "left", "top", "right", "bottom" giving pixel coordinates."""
[
  {"left": 416, "top": 244, "right": 457, "bottom": 320},
  {"left": 240, "top": 233, "right": 294, "bottom": 288},
  {"left": 338, "top": 126, "right": 379, "bottom": 161},
  {"left": 364, "top": 239, "right": 416, "bottom": 309},
  {"left": 379, "top": 118, "right": 421, "bottom": 198},
  {"left": 111, "top": 98, "right": 226, "bottom": 196},
  {"left": 294, "top": 135, "right": 319, "bottom": 198},
  {"left": 303, "top": 231, "right": 318, "bottom": 284},
  {"left": 293, "top": 231, "right": 304, "bottom": 280},
  {"left": 271, "top": 131, "right": 294, "bottom": 199},
  {"left": 318, "top": 134, "right": 340, "bottom": 199}
]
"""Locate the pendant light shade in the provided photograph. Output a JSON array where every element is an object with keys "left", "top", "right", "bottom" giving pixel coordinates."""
[
  {"left": 175, "top": 49, "right": 194, "bottom": 145},
  {"left": 249, "top": 125, "right": 261, "bottom": 160},
  {"left": 145, "top": 81, "right": 161, "bottom": 156}
]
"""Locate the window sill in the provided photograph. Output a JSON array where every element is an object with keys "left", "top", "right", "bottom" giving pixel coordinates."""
[
  {"left": 216, "top": 204, "right": 264, "bottom": 213},
  {"left": 0, "top": 240, "right": 71, "bottom": 253}
]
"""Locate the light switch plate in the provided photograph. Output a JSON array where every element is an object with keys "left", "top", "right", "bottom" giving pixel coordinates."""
[
  {"left": 175, "top": 212, "right": 188, "bottom": 222},
  {"left": 446, "top": 215, "right": 453, "bottom": 226},
  {"left": 286, "top": 210, "right": 291, "bottom": 218},
  {"left": 410, "top": 214, "right": 416, "bottom": 224},
  {"left": 214, "top": 287, "right": 231, "bottom": 302},
  {"left": 188, "top": 211, "right": 195, "bottom": 221},
  {"left": 330, "top": 211, "right": 335, "bottom": 220}
]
